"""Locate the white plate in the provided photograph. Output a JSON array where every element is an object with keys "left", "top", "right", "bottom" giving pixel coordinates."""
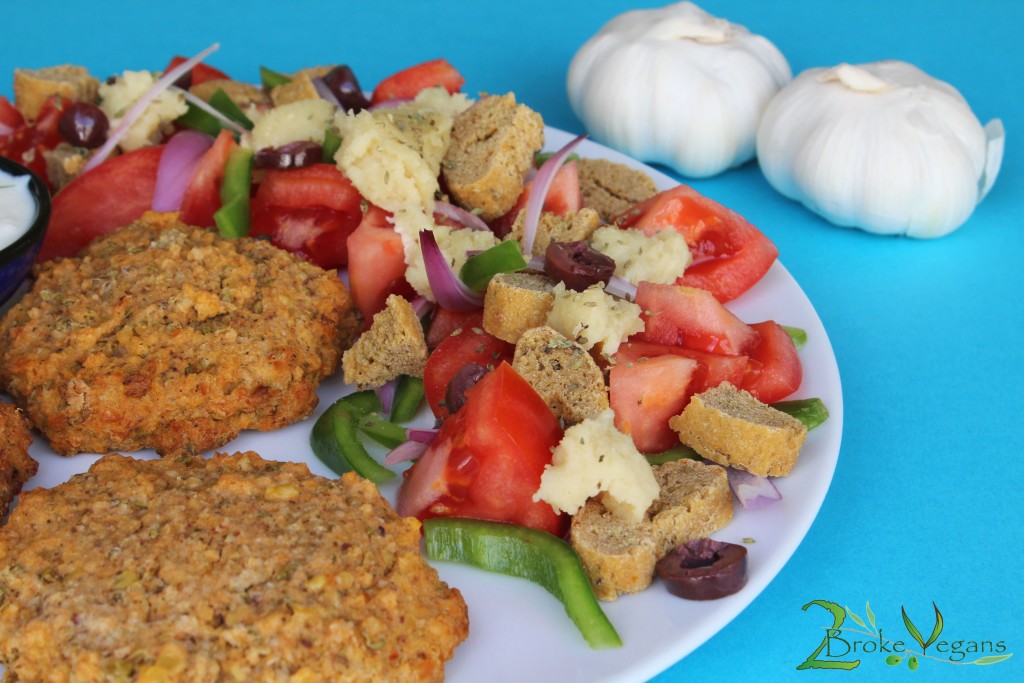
[{"left": 5, "top": 128, "right": 843, "bottom": 683}]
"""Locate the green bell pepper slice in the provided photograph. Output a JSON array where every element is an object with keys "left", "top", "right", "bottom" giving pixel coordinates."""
[
  {"left": 260, "top": 66, "right": 292, "bottom": 90},
  {"left": 214, "top": 147, "right": 253, "bottom": 238},
  {"left": 390, "top": 375, "right": 425, "bottom": 423},
  {"left": 771, "top": 397, "right": 829, "bottom": 431},
  {"left": 310, "top": 391, "right": 396, "bottom": 482},
  {"left": 459, "top": 240, "right": 527, "bottom": 292},
  {"left": 781, "top": 324, "right": 807, "bottom": 349},
  {"left": 424, "top": 517, "right": 622, "bottom": 650},
  {"left": 207, "top": 88, "right": 254, "bottom": 131}
]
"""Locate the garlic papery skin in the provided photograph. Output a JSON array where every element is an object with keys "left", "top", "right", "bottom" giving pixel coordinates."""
[
  {"left": 756, "top": 60, "right": 1005, "bottom": 238},
  {"left": 567, "top": 1, "right": 791, "bottom": 178}
]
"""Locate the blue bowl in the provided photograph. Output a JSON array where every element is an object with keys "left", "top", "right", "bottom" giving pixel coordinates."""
[{"left": 0, "top": 157, "right": 51, "bottom": 308}]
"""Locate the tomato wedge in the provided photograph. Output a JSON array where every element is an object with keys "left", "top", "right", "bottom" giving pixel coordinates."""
[
  {"left": 614, "top": 340, "right": 748, "bottom": 395},
  {"left": 0, "top": 96, "right": 66, "bottom": 187},
  {"left": 371, "top": 58, "right": 465, "bottom": 105},
  {"left": 740, "top": 321, "right": 803, "bottom": 403},
  {"left": 163, "top": 56, "right": 230, "bottom": 88},
  {"left": 179, "top": 129, "right": 236, "bottom": 228},
  {"left": 615, "top": 184, "right": 778, "bottom": 302},
  {"left": 398, "top": 363, "right": 566, "bottom": 536},
  {"left": 635, "top": 281, "right": 759, "bottom": 356},
  {"left": 250, "top": 164, "right": 364, "bottom": 270},
  {"left": 610, "top": 355, "right": 698, "bottom": 453},
  {"left": 38, "top": 144, "right": 163, "bottom": 261},
  {"left": 345, "top": 205, "right": 416, "bottom": 323}
]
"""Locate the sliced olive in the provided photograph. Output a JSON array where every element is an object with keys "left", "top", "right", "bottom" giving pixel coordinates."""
[
  {"left": 322, "top": 65, "right": 371, "bottom": 113},
  {"left": 655, "top": 538, "right": 747, "bottom": 600},
  {"left": 253, "top": 141, "right": 323, "bottom": 170},
  {"left": 544, "top": 240, "right": 616, "bottom": 291},
  {"left": 58, "top": 102, "right": 110, "bottom": 149},
  {"left": 444, "top": 362, "right": 487, "bottom": 414}
]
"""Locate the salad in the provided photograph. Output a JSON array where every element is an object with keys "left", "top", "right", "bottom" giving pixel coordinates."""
[{"left": 1, "top": 45, "right": 836, "bottom": 672}]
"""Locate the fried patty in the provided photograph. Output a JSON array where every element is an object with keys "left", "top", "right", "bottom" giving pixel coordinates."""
[
  {"left": 0, "top": 214, "right": 360, "bottom": 456},
  {"left": 0, "top": 451, "right": 469, "bottom": 682},
  {"left": 0, "top": 402, "right": 36, "bottom": 517}
]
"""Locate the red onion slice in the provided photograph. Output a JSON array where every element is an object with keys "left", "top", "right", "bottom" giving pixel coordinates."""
[
  {"left": 407, "top": 428, "right": 438, "bottom": 444},
  {"left": 384, "top": 439, "right": 429, "bottom": 465},
  {"left": 410, "top": 295, "right": 433, "bottom": 319},
  {"left": 84, "top": 43, "right": 221, "bottom": 173},
  {"left": 727, "top": 468, "right": 782, "bottom": 509},
  {"left": 605, "top": 275, "right": 638, "bottom": 302},
  {"left": 434, "top": 200, "right": 490, "bottom": 231},
  {"left": 375, "top": 380, "right": 397, "bottom": 416},
  {"left": 521, "top": 133, "right": 587, "bottom": 256},
  {"left": 151, "top": 130, "right": 213, "bottom": 211},
  {"left": 419, "top": 229, "right": 483, "bottom": 311}
]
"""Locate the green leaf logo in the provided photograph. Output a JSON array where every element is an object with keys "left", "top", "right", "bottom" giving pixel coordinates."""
[
  {"left": 845, "top": 606, "right": 867, "bottom": 630},
  {"left": 973, "top": 654, "right": 1013, "bottom": 665},
  {"left": 901, "top": 602, "right": 944, "bottom": 654},
  {"left": 865, "top": 601, "right": 876, "bottom": 631}
]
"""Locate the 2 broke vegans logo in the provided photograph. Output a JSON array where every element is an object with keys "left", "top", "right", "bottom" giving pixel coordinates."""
[{"left": 796, "top": 600, "right": 1013, "bottom": 671}]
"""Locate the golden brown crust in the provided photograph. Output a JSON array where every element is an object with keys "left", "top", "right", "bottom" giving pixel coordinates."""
[
  {"left": 0, "top": 402, "right": 36, "bottom": 516},
  {"left": 569, "top": 459, "right": 732, "bottom": 601},
  {"left": 578, "top": 158, "right": 658, "bottom": 223},
  {"left": 268, "top": 66, "right": 334, "bottom": 107},
  {"left": 442, "top": 93, "right": 544, "bottom": 220},
  {"left": 0, "top": 216, "right": 359, "bottom": 457},
  {"left": 189, "top": 78, "right": 269, "bottom": 108},
  {"left": 669, "top": 383, "right": 807, "bottom": 477},
  {"left": 0, "top": 452, "right": 468, "bottom": 682}
]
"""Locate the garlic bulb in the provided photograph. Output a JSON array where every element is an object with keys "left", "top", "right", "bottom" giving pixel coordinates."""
[
  {"left": 756, "top": 60, "right": 1004, "bottom": 238},
  {"left": 567, "top": 1, "right": 791, "bottom": 178}
]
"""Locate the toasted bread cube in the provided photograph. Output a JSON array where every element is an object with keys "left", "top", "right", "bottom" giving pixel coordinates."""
[
  {"left": 190, "top": 79, "right": 269, "bottom": 108},
  {"left": 509, "top": 207, "right": 602, "bottom": 258},
  {"left": 14, "top": 65, "right": 99, "bottom": 121},
  {"left": 512, "top": 326, "right": 608, "bottom": 424},
  {"left": 569, "top": 458, "right": 733, "bottom": 601},
  {"left": 578, "top": 157, "right": 658, "bottom": 223},
  {"left": 482, "top": 271, "right": 555, "bottom": 343},
  {"left": 669, "top": 383, "right": 807, "bottom": 477},
  {"left": 442, "top": 93, "right": 544, "bottom": 221},
  {"left": 342, "top": 295, "right": 428, "bottom": 389}
]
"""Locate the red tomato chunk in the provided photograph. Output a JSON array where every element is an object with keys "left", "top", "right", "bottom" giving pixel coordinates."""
[{"left": 398, "top": 363, "right": 567, "bottom": 537}]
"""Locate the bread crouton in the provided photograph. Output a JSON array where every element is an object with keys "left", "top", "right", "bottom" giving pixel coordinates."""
[
  {"left": 512, "top": 326, "right": 608, "bottom": 424},
  {"left": 14, "top": 65, "right": 100, "bottom": 121},
  {"left": 442, "top": 93, "right": 544, "bottom": 221},
  {"left": 578, "top": 158, "right": 658, "bottom": 222},
  {"left": 269, "top": 66, "right": 333, "bottom": 106},
  {"left": 569, "top": 458, "right": 733, "bottom": 600},
  {"left": 342, "top": 295, "right": 427, "bottom": 389},
  {"left": 509, "top": 207, "right": 602, "bottom": 258},
  {"left": 482, "top": 271, "right": 556, "bottom": 343},
  {"left": 190, "top": 79, "right": 269, "bottom": 108},
  {"left": 43, "top": 143, "right": 90, "bottom": 190},
  {"left": 669, "top": 383, "right": 807, "bottom": 477}
]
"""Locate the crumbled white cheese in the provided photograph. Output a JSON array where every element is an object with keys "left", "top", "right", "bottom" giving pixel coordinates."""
[
  {"left": 248, "top": 98, "right": 334, "bottom": 151},
  {"left": 534, "top": 409, "right": 659, "bottom": 524},
  {"left": 546, "top": 283, "right": 644, "bottom": 355},
  {"left": 98, "top": 70, "right": 187, "bottom": 152},
  {"left": 333, "top": 87, "right": 475, "bottom": 299},
  {"left": 589, "top": 226, "right": 691, "bottom": 285}
]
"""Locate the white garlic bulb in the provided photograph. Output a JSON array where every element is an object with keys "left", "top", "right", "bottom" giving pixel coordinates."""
[
  {"left": 567, "top": 1, "right": 791, "bottom": 178},
  {"left": 756, "top": 60, "right": 1004, "bottom": 238}
]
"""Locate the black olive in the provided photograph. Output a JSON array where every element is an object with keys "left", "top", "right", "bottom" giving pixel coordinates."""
[
  {"left": 253, "top": 141, "right": 324, "bottom": 170},
  {"left": 57, "top": 102, "right": 110, "bottom": 149},
  {"left": 655, "top": 538, "right": 747, "bottom": 600},
  {"left": 444, "top": 362, "right": 488, "bottom": 414},
  {"left": 544, "top": 240, "right": 616, "bottom": 291},
  {"left": 322, "top": 65, "right": 371, "bottom": 113}
]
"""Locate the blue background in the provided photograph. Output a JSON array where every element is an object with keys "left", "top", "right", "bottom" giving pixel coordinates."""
[{"left": 3, "top": 0, "right": 1021, "bottom": 680}]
